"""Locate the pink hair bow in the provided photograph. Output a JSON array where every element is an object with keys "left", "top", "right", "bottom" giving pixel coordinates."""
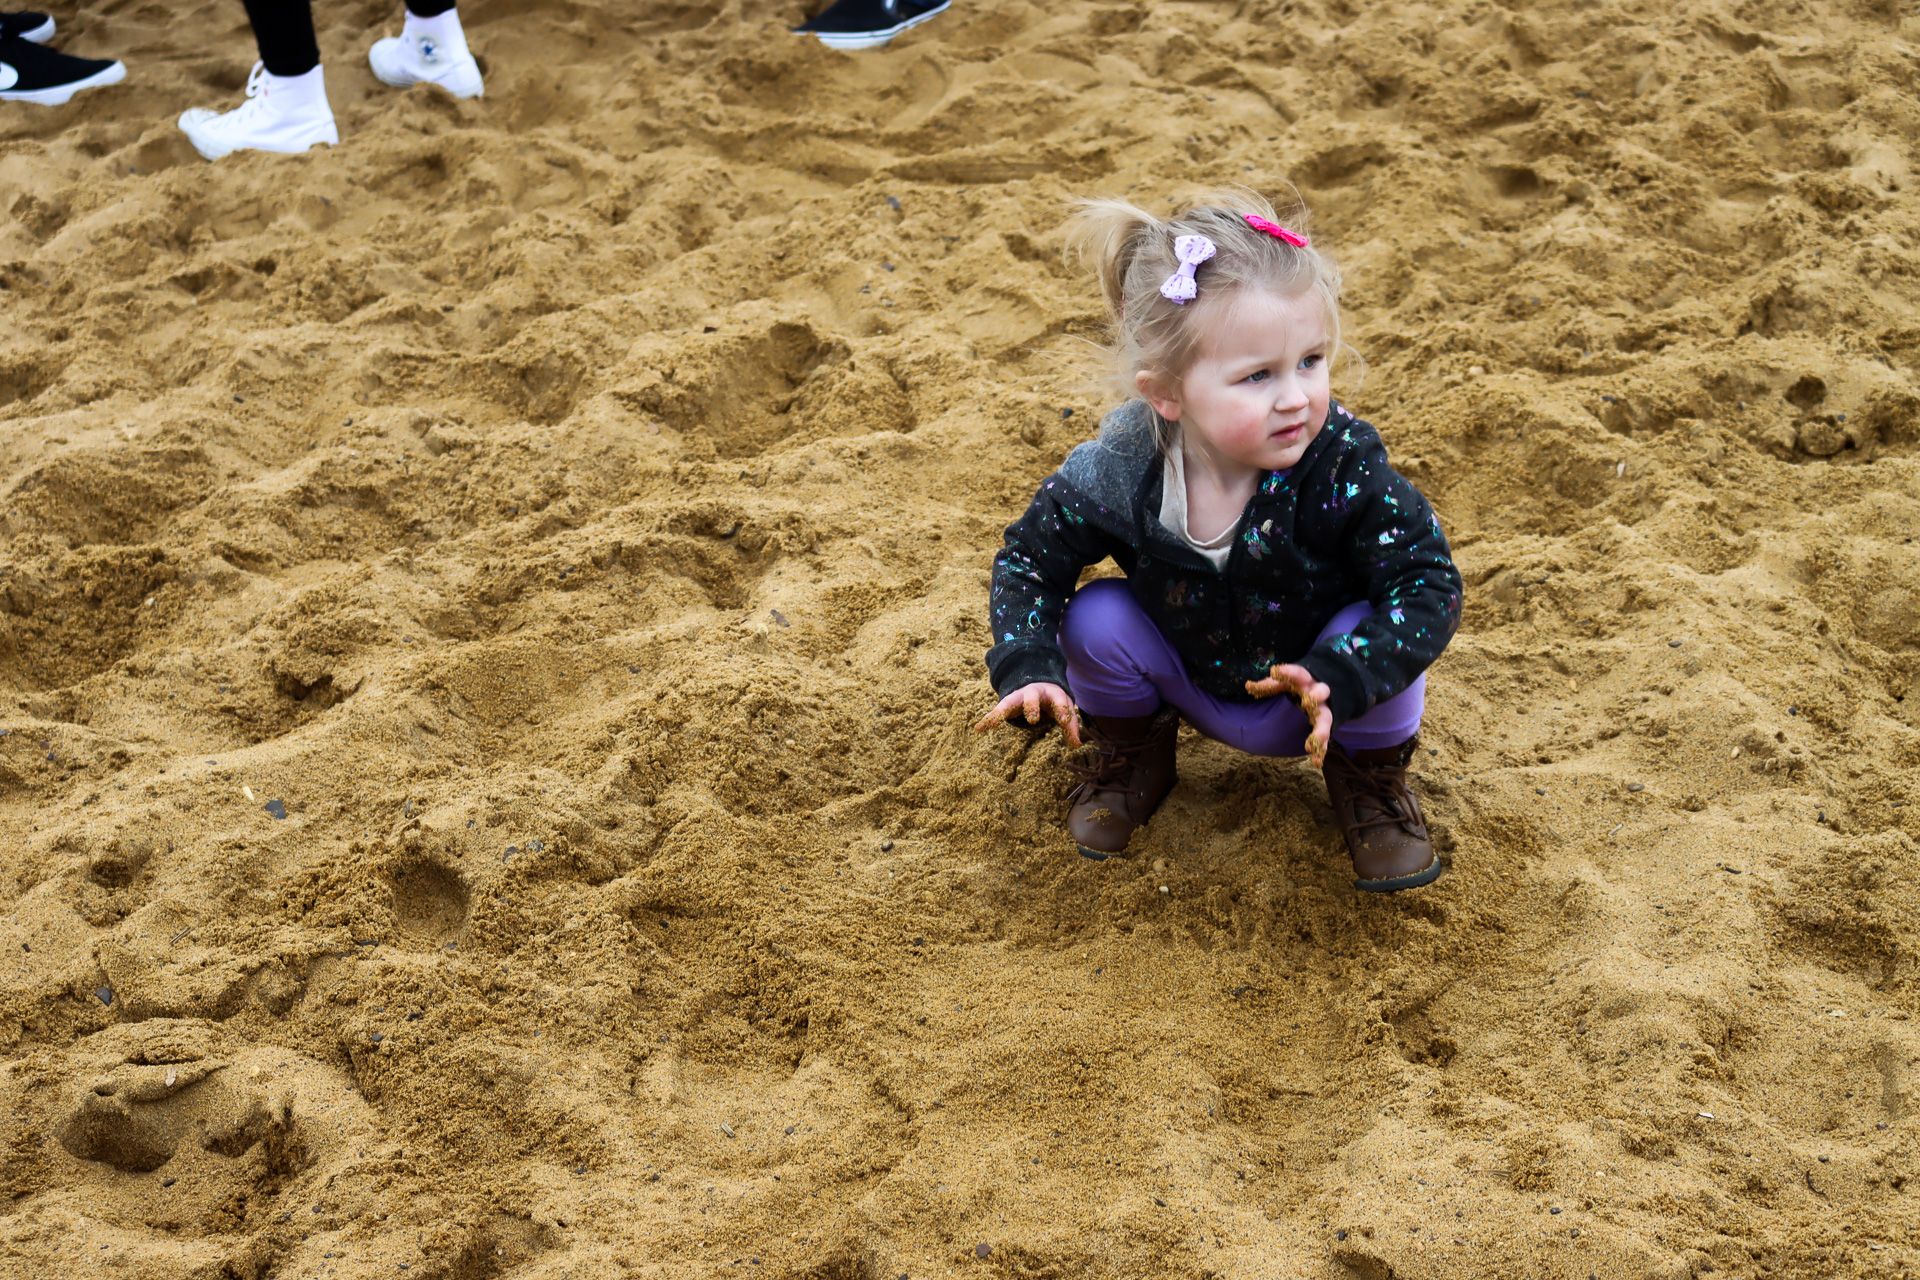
[
  {"left": 1245, "top": 214, "right": 1309, "bottom": 247},
  {"left": 1159, "top": 234, "right": 1216, "bottom": 305}
]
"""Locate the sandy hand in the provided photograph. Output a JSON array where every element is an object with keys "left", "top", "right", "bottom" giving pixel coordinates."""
[
  {"left": 1245, "top": 662, "right": 1333, "bottom": 766},
  {"left": 973, "top": 682, "right": 1083, "bottom": 748}
]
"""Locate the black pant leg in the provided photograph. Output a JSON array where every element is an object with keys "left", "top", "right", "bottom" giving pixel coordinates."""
[
  {"left": 242, "top": 0, "right": 320, "bottom": 76},
  {"left": 404, "top": 0, "right": 458, "bottom": 16}
]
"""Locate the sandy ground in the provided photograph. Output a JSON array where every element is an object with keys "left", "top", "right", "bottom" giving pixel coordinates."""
[{"left": 3, "top": 0, "right": 1919, "bottom": 1276}]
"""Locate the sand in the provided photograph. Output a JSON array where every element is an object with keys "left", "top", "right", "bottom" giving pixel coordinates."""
[{"left": 2, "top": 0, "right": 1918, "bottom": 1275}]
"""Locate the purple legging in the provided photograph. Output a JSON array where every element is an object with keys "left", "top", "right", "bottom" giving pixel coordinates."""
[{"left": 1059, "top": 579, "right": 1424, "bottom": 756}]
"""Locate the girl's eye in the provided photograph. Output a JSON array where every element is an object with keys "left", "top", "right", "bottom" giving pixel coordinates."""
[
  {"left": 1300, "top": 354, "right": 1323, "bottom": 370},
  {"left": 1246, "top": 369, "right": 1269, "bottom": 384}
]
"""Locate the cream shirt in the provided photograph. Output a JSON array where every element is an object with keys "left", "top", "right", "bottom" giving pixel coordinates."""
[{"left": 1157, "top": 434, "right": 1238, "bottom": 572}]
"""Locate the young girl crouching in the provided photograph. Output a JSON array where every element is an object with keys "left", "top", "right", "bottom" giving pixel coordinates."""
[{"left": 975, "top": 192, "right": 1463, "bottom": 892}]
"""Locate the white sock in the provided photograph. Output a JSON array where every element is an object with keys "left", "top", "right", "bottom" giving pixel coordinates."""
[
  {"left": 264, "top": 64, "right": 330, "bottom": 111},
  {"left": 403, "top": 8, "right": 469, "bottom": 55}
]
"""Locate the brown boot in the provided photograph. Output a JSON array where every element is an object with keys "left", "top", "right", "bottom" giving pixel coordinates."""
[
  {"left": 1066, "top": 708, "right": 1180, "bottom": 859},
  {"left": 1322, "top": 734, "right": 1442, "bottom": 892}
]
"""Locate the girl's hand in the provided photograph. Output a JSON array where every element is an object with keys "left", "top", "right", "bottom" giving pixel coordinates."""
[
  {"left": 1246, "top": 663, "right": 1333, "bottom": 766},
  {"left": 973, "top": 683, "right": 1083, "bottom": 748}
]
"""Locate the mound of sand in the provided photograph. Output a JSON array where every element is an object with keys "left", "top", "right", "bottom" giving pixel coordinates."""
[{"left": 3, "top": 0, "right": 1917, "bottom": 1275}]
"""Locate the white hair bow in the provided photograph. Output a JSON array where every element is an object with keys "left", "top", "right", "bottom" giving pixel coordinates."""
[{"left": 1159, "top": 234, "right": 1217, "bottom": 305}]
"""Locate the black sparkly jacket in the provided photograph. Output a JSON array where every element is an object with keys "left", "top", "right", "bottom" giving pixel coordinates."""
[{"left": 986, "top": 400, "right": 1463, "bottom": 725}]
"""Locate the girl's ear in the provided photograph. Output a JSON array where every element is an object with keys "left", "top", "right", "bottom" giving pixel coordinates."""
[{"left": 1134, "top": 369, "right": 1181, "bottom": 423}]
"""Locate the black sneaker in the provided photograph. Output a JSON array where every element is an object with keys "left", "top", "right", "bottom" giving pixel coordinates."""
[
  {"left": 793, "top": 0, "right": 950, "bottom": 50},
  {"left": 0, "top": 11, "right": 55, "bottom": 44},
  {"left": 0, "top": 35, "right": 127, "bottom": 105}
]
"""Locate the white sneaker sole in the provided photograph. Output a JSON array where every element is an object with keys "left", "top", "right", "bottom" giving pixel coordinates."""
[
  {"left": 20, "top": 15, "right": 55, "bottom": 43},
  {"left": 0, "top": 58, "right": 125, "bottom": 105},
  {"left": 369, "top": 43, "right": 484, "bottom": 99},
  {"left": 806, "top": 0, "right": 950, "bottom": 50},
  {"left": 177, "top": 107, "right": 340, "bottom": 160}
]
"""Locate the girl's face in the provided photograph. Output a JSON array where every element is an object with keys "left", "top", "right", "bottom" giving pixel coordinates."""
[{"left": 1136, "top": 287, "right": 1332, "bottom": 475}]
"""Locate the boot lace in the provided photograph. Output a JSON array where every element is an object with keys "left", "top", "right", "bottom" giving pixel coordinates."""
[
  {"left": 1330, "top": 754, "right": 1422, "bottom": 833},
  {"left": 1065, "top": 741, "right": 1145, "bottom": 802}
]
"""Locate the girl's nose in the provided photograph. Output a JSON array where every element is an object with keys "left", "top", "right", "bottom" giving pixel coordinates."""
[{"left": 1273, "top": 377, "right": 1310, "bottom": 412}]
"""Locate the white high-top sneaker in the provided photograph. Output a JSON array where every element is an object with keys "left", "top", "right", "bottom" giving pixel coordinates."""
[
  {"left": 368, "top": 10, "right": 482, "bottom": 99},
  {"left": 178, "top": 62, "right": 339, "bottom": 160}
]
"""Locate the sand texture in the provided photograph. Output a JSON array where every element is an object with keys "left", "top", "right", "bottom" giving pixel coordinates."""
[{"left": 4, "top": 0, "right": 1920, "bottom": 1275}]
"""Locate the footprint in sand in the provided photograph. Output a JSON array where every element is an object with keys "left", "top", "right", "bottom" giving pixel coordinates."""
[
  {"left": 389, "top": 854, "right": 472, "bottom": 947},
  {"left": 56, "top": 1058, "right": 238, "bottom": 1173}
]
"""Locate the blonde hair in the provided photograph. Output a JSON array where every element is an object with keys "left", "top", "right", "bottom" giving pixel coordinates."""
[{"left": 1069, "top": 188, "right": 1347, "bottom": 440}]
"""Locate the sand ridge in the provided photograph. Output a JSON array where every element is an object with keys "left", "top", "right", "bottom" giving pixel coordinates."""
[{"left": 3, "top": 0, "right": 1919, "bottom": 1276}]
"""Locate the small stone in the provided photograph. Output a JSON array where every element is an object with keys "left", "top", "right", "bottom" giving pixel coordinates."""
[
  {"left": 881, "top": 839, "right": 894, "bottom": 851},
  {"left": 885, "top": 195, "right": 903, "bottom": 211},
  {"left": 1061, "top": 407, "right": 1074, "bottom": 419},
  {"left": 1788, "top": 705, "right": 1798, "bottom": 715},
  {"left": 1818, "top": 1155, "right": 1829, "bottom": 1163},
  {"left": 769, "top": 609, "right": 790, "bottom": 628},
  {"left": 785, "top": 1125, "right": 796, "bottom": 1136},
  {"left": 1535, "top": 788, "right": 1547, "bottom": 795},
  {"left": 1627, "top": 782, "right": 1645, "bottom": 793},
  {"left": 974, "top": 1244, "right": 991, "bottom": 1259},
  {"left": 1335, "top": 1229, "right": 1349, "bottom": 1241},
  {"left": 1549, "top": 1206, "right": 1562, "bottom": 1215},
  {"left": 720, "top": 1122, "right": 736, "bottom": 1138},
  {"left": 911, "top": 936, "right": 925, "bottom": 947},
  {"left": 882, "top": 261, "right": 895, "bottom": 272},
  {"left": 1158, "top": 884, "right": 1170, "bottom": 894},
  {"left": 1669, "top": 639, "right": 1683, "bottom": 648},
  {"left": 95, "top": 986, "right": 114, "bottom": 1006},
  {"left": 573, "top": 1164, "right": 587, "bottom": 1175},
  {"left": 264, "top": 799, "right": 287, "bottom": 820},
  {"left": 1154, "top": 1197, "right": 1166, "bottom": 1206},
  {"left": 1877, "top": 1121, "right": 1889, "bottom": 1130},
  {"left": 1469, "top": 365, "right": 1486, "bottom": 376}
]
